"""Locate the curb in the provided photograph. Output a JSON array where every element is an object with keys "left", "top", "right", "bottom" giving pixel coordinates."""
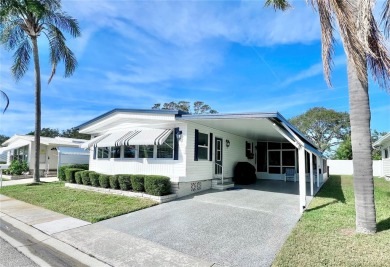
[{"left": 0, "top": 213, "right": 110, "bottom": 267}]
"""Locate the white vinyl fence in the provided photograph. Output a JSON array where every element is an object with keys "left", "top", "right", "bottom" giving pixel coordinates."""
[{"left": 327, "top": 160, "right": 383, "bottom": 177}]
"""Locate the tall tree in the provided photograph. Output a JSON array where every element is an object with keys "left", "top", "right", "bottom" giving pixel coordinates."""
[
  {"left": 265, "top": 0, "right": 390, "bottom": 234},
  {"left": 0, "top": 134, "right": 9, "bottom": 146},
  {"left": 27, "top": 127, "right": 60, "bottom": 138},
  {"left": 152, "top": 100, "right": 218, "bottom": 114},
  {"left": 0, "top": 0, "right": 80, "bottom": 182},
  {"left": 289, "top": 107, "right": 350, "bottom": 155},
  {"left": 61, "top": 128, "right": 89, "bottom": 140},
  {"left": 0, "top": 90, "right": 9, "bottom": 113}
]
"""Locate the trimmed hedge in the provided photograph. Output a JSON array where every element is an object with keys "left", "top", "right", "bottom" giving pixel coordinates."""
[
  {"left": 89, "top": 172, "right": 100, "bottom": 187},
  {"left": 144, "top": 175, "right": 171, "bottom": 196},
  {"left": 109, "top": 175, "right": 120, "bottom": 189},
  {"left": 81, "top": 171, "right": 91, "bottom": 185},
  {"left": 59, "top": 164, "right": 89, "bottom": 181},
  {"left": 75, "top": 171, "right": 83, "bottom": 184},
  {"left": 117, "top": 174, "right": 132, "bottom": 191},
  {"left": 130, "top": 175, "right": 145, "bottom": 192},
  {"left": 66, "top": 170, "right": 171, "bottom": 196},
  {"left": 65, "top": 168, "right": 84, "bottom": 183},
  {"left": 99, "top": 174, "right": 111, "bottom": 188}
]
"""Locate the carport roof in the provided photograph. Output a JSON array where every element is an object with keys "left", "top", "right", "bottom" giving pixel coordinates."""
[{"left": 178, "top": 112, "right": 318, "bottom": 151}]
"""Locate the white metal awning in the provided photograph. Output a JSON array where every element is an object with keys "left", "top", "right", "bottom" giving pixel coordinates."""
[
  {"left": 96, "top": 130, "right": 138, "bottom": 147},
  {"left": 0, "top": 140, "right": 30, "bottom": 153},
  {"left": 95, "top": 129, "right": 172, "bottom": 147},
  {"left": 123, "top": 129, "right": 172, "bottom": 146},
  {"left": 81, "top": 133, "right": 110, "bottom": 149}
]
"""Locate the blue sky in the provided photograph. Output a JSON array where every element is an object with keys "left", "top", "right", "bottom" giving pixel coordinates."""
[{"left": 0, "top": 0, "right": 389, "bottom": 137}]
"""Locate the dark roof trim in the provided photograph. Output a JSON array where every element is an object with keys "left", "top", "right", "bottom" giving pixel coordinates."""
[
  {"left": 75, "top": 108, "right": 189, "bottom": 130},
  {"left": 179, "top": 112, "right": 279, "bottom": 120}
]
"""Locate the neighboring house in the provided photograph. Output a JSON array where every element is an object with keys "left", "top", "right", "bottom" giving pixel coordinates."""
[
  {"left": 373, "top": 132, "right": 390, "bottom": 179},
  {"left": 0, "top": 135, "right": 88, "bottom": 175},
  {"left": 77, "top": 109, "right": 327, "bottom": 212}
]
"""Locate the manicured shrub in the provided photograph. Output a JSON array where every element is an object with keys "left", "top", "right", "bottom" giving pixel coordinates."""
[
  {"left": 99, "top": 174, "right": 111, "bottom": 188},
  {"left": 81, "top": 171, "right": 91, "bottom": 185},
  {"left": 58, "top": 166, "right": 67, "bottom": 181},
  {"left": 144, "top": 175, "right": 171, "bottom": 196},
  {"left": 65, "top": 168, "right": 84, "bottom": 183},
  {"left": 75, "top": 171, "right": 83, "bottom": 184},
  {"left": 130, "top": 175, "right": 145, "bottom": 192},
  {"left": 117, "top": 174, "right": 132, "bottom": 191},
  {"left": 109, "top": 175, "right": 120, "bottom": 189},
  {"left": 8, "top": 160, "right": 29, "bottom": 175},
  {"left": 89, "top": 172, "right": 100, "bottom": 187},
  {"left": 58, "top": 164, "right": 89, "bottom": 181}
]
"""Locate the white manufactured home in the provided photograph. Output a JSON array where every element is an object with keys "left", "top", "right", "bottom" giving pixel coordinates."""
[
  {"left": 78, "top": 109, "right": 328, "bottom": 212},
  {"left": 0, "top": 135, "right": 88, "bottom": 175},
  {"left": 373, "top": 133, "right": 390, "bottom": 179}
]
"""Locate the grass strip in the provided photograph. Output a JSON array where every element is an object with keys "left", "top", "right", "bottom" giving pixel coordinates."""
[
  {"left": 0, "top": 182, "right": 157, "bottom": 223},
  {"left": 272, "top": 175, "right": 390, "bottom": 267}
]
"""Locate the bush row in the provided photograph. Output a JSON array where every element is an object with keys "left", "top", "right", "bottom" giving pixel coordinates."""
[
  {"left": 58, "top": 164, "right": 89, "bottom": 181},
  {"left": 66, "top": 170, "right": 171, "bottom": 196}
]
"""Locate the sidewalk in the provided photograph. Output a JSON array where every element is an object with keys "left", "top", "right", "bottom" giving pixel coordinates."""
[
  {"left": 0, "top": 195, "right": 215, "bottom": 267},
  {"left": 0, "top": 177, "right": 59, "bottom": 187}
]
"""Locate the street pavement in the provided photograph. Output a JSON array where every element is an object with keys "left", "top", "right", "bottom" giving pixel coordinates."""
[{"left": 0, "top": 237, "right": 38, "bottom": 267}]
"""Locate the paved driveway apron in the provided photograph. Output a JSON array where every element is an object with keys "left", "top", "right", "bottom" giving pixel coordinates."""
[{"left": 98, "top": 185, "right": 302, "bottom": 267}]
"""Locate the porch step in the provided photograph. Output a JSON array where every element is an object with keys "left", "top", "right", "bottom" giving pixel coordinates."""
[{"left": 212, "top": 178, "right": 235, "bottom": 190}]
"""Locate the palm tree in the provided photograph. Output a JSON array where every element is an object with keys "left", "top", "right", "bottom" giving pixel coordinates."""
[
  {"left": 0, "top": 90, "right": 9, "bottom": 113},
  {"left": 0, "top": 0, "right": 80, "bottom": 182},
  {"left": 265, "top": 0, "right": 390, "bottom": 234}
]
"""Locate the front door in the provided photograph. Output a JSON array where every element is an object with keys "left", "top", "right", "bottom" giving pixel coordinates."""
[{"left": 215, "top": 137, "right": 223, "bottom": 175}]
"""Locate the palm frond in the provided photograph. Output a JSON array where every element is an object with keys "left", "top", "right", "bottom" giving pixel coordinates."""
[
  {"left": 11, "top": 37, "right": 32, "bottom": 80},
  {"left": 45, "top": 11, "right": 81, "bottom": 38},
  {"left": 381, "top": 0, "right": 390, "bottom": 37},
  {"left": 313, "top": 0, "right": 335, "bottom": 87},
  {"left": 0, "top": 18, "right": 25, "bottom": 50},
  {"left": 264, "top": 0, "right": 292, "bottom": 11},
  {"left": 366, "top": 14, "right": 390, "bottom": 90},
  {"left": 47, "top": 24, "right": 77, "bottom": 83},
  {"left": 0, "top": 90, "right": 9, "bottom": 113}
]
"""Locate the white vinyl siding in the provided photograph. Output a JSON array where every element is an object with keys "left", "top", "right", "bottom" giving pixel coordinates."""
[{"left": 185, "top": 122, "right": 256, "bottom": 183}]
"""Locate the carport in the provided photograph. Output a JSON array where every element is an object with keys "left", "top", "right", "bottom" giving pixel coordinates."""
[
  {"left": 179, "top": 112, "right": 328, "bottom": 212},
  {"left": 95, "top": 179, "right": 315, "bottom": 266}
]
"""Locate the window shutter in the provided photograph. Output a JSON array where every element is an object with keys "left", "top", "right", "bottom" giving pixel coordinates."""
[
  {"left": 194, "top": 129, "right": 199, "bottom": 161},
  {"left": 93, "top": 147, "right": 96, "bottom": 159},
  {"left": 209, "top": 133, "right": 213, "bottom": 161},
  {"left": 174, "top": 127, "right": 179, "bottom": 160}
]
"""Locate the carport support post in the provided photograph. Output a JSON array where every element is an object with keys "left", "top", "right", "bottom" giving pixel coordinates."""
[
  {"left": 298, "top": 146, "right": 306, "bottom": 213},
  {"left": 316, "top": 156, "right": 320, "bottom": 187},
  {"left": 310, "top": 152, "right": 314, "bottom": 196}
]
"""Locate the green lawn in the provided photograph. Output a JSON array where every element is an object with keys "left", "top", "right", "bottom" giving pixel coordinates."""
[
  {"left": 0, "top": 182, "right": 157, "bottom": 223},
  {"left": 273, "top": 175, "right": 390, "bottom": 267}
]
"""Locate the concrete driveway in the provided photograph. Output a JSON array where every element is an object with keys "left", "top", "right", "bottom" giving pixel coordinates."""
[{"left": 98, "top": 180, "right": 303, "bottom": 267}]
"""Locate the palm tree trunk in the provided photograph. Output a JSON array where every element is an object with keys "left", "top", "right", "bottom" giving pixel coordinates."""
[
  {"left": 31, "top": 36, "right": 41, "bottom": 183},
  {"left": 347, "top": 53, "right": 376, "bottom": 234}
]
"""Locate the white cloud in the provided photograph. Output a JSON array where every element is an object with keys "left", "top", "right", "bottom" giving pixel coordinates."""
[{"left": 280, "top": 55, "right": 347, "bottom": 87}]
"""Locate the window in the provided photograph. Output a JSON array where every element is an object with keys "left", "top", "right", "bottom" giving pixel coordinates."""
[
  {"left": 97, "top": 147, "right": 109, "bottom": 159},
  {"left": 110, "top": 146, "right": 121, "bottom": 158},
  {"left": 267, "top": 142, "right": 296, "bottom": 174},
  {"left": 198, "top": 132, "right": 208, "bottom": 160},
  {"left": 139, "top": 145, "right": 154, "bottom": 158},
  {"left": 157, "top": 132, "right": 173, "bottom": 158},
  {"left": 13, "top": 145, "right": 29, "bottom": 162},
  {"left": 124, "top": 145, "right": 136, "bottom": 158},
  {"left": 385, "top": 148, "right": 389, "bottom": 159}
]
